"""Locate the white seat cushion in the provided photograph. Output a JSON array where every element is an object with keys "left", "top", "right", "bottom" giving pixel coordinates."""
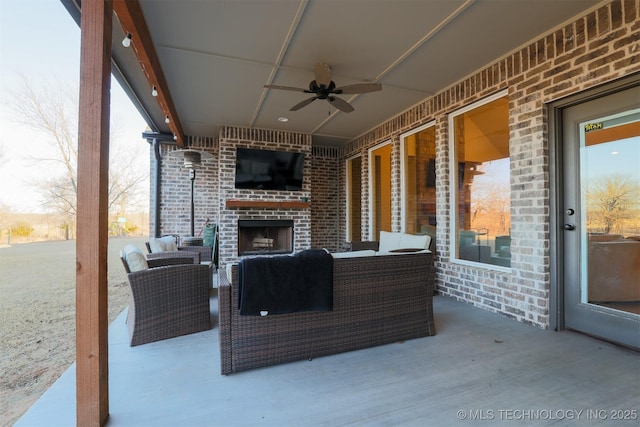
[
  {"left": 225, "top": 263, "right": 235, "bottom": 285},
  {"left": 331, "top": 250, "right": 376, "bottom": 259},
  {"left": 121, "top": 245, "right": 148, "bottom": 272},
  {"left": 377, "top": 249, "right": 430, "bottom": 256},
  {"left": 149, "top": 235, "right": 178, "bottom": 252}
]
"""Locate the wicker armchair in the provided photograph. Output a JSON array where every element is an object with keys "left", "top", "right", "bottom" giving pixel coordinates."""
[
  {"left": 120, "top": 245, "right": 212, "bottom": 346},
  {"left": 146, "top": 235, "right": 213, "bottom": 265}
]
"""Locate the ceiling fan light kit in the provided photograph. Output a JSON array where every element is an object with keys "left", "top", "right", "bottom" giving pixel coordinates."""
[{"left": 265, "top": 62, "right": 381, "bottom": 113}]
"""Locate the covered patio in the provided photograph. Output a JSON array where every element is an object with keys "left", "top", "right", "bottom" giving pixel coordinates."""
[
  {"left": 49, "top": 0, "right": 640, "bottom": 425},
  {"left": 17, "top": 295, "right": 639, "bottom": 426}
]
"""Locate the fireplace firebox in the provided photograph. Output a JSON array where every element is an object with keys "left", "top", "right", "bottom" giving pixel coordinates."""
[{"left": 237, "top": 220, "right": 294, "bottom": 256}]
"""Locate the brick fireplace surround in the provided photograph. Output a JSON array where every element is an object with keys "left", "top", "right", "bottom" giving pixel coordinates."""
[{"left": 151, "top": 127, "right": 342, "bottom": 269}]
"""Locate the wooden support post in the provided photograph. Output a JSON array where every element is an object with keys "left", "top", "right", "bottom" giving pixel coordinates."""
[{"left": 76, "top": 1, "right": 112, "bottom": 425}]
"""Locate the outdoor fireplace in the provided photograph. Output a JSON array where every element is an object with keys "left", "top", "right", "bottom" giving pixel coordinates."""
[{"left": 237, "top": 220, "right": 294, "bottom": 256}]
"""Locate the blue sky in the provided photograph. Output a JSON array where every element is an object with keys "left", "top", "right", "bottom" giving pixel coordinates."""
[{"left": 0, "top": 0, "right": 148, "bottom": 213}]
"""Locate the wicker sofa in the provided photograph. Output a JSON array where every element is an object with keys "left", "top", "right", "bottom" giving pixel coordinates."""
[{"left": 218, "top": 249, "right": 435, "bottom": 375}]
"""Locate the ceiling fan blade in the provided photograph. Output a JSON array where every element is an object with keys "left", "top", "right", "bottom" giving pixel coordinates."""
[
  {"left": 314, "top": 63, "right": 332, "bottom": 87},
  {"left": 264, "top": 84, "right": 307, "bottom": 92},
  {"left": 328, "top": 96, "right": 355, "bottom": 113},
  {"left": 290, "top": 96, "right": 318, "bottom": 111},
  {"left": 335, "top": 83, "right": 382, "bottom": 94}
]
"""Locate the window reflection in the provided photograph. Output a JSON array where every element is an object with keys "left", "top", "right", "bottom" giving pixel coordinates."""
[
  {"left": 582, "top": 116, "right": 640, "bottom": 312},
  {"left": 403, "top": 126, "right": 436, "bottom": 249},
  {"left": 347, "top": 156, "right": 362, "bottom": 242},
  {"left": 370, "top": 143, "right": 392, "bottom": 239},
  {"left": 451, "top": 94, "right": 511, "bottom": 267}
]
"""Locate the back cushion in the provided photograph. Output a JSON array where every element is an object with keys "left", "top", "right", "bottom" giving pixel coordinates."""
[
  {"left": 400, "top": 233, "right": 431, "bottom": 250},
  {"left": 149, "top": 235, "right": 178, "bottom": 252},
  {"left": 379, "top": 231, "right": 431, "bottom": 252},
  {"left": 122, "top": 245, "right": 148, "bottom": 272},
  {"left": 378, "top": 231, "right": 403, "bottom": 253}
]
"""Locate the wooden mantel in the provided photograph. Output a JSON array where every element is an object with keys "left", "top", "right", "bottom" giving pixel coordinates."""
[{"left": 225, "top": 199, "right": 310, "bottom": 209}]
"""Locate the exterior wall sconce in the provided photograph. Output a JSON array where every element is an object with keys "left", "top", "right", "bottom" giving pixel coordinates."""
[{"left": 122, "top": 33, "right": 132, "bottom": 47}]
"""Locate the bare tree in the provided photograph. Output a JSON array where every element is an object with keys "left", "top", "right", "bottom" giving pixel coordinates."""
[
  {"left": 470, "top": 183, "right": 511, "bottom": 236},
  {"left": 8, "top": 76, "right": 148, "bottom": 230},
  {"left": 587, "top": 174, "right": 640, "bottom": 234}
]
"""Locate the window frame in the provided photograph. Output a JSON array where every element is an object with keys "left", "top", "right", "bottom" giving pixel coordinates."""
[
  {"left": 400, "top": 121, "right": 436, "bottom": 233},
  {"left": 345, "top": 154, "right": 362, "bottom": 243},
  {"left": 368, "top": 140, "right": 393, "bottom": 241},
  {"left": 448, "top": 89, "right": 511, "bottom": 271}
]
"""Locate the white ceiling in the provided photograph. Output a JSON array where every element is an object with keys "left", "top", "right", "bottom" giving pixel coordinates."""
[{"left": 65, "top": 0, "right": 604, "bottom": 147}]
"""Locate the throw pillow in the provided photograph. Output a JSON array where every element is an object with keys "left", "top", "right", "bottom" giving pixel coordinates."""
[
  {"left": 225, "top": 263, "right": 234, "bottom": 285},
  {"left": 122, "top": 245, "right": 148, "bottom": 272},
  {"left": 399, "top": 233, "right": 430, "bottom": 250},
  {"left": 149, "top": 235, "right": 178, "bottom": 252}
]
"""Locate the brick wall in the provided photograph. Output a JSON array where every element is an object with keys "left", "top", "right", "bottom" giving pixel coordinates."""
[
  {"left": 310, "top": 145, "right": 342, "bottom": 251},
  {"left": 150, "top": 135, "right": 218, "bottom": 239},
  {"left": 341, "top": 0, "right": 639, "bottom": 328}
]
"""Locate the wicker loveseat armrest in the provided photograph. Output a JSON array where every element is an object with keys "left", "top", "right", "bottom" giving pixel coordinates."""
[
  {"left": 147, "top": 250, "right": 200, "bottom": 264},
  {"left": 349, "top": 240, "right": 380, "bottom": 251},
  {"left": 179, "top": 245, "right": 213, "bottom": 263},
  {"left": 146, "top": 256, "right": 196, "bottom": 269},
  {"left": 217, "top": 267, "right": 233, "bottom": 375}
]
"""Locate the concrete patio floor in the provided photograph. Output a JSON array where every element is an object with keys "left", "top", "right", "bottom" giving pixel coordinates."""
[{"left": 15, "top": 295, "right": 639, "bottom": 426}]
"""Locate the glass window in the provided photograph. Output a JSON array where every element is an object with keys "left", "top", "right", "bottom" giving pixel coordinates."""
[
  {"left": 403, "top": 125, "right": 436, "bottom": 246},
  {"left": 450, "top": 92, "right": 511, "bottom": 267},
  {"left": 346, "top": 156, "right": 362, "bottom": 242},
  {"left": 369, "top": 142, "right": 392, "bottom": 239}
]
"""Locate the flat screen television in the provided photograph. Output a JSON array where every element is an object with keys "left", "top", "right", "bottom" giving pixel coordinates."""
[{"left": 235, "top": 148, "right": 305, "bottom": 191}]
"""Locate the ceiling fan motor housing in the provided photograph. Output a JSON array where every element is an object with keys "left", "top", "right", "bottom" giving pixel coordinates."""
[{"left": 309, "top": 80, "right": 336, "bottom": 97}]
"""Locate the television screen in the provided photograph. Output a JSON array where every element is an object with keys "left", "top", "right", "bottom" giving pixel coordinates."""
[{"left": 235, "top": 148, "right": 305, "bottom": 191}]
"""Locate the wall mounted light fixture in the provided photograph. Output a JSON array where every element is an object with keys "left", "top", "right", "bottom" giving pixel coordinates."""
[{"left": 122, "top": 33, "right": 132, "bottom": 47}]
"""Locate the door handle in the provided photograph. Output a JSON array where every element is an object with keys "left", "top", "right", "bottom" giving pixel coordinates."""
[{"left": 564, "top": 224, "right": 576, "bottom": 231}]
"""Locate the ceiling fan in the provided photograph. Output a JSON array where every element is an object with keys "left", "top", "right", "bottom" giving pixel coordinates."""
[{"left": 264, "top": 63, "right": 382, "bottom": 113}]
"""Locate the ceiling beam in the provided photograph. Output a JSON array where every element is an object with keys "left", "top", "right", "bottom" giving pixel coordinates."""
[
  {"left": 310, "top": 0, "right": 474, "bottom": 138},
  {"left": 250, "top": 0, "right": 309, "bottom": 128},
  {"left": 113, "top": 0, "right": 185, "bottom": 146}
]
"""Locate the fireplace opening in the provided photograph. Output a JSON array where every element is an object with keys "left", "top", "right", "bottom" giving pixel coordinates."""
[{"left": 238, "top": 220, "right": 294, "bottom": 256}]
